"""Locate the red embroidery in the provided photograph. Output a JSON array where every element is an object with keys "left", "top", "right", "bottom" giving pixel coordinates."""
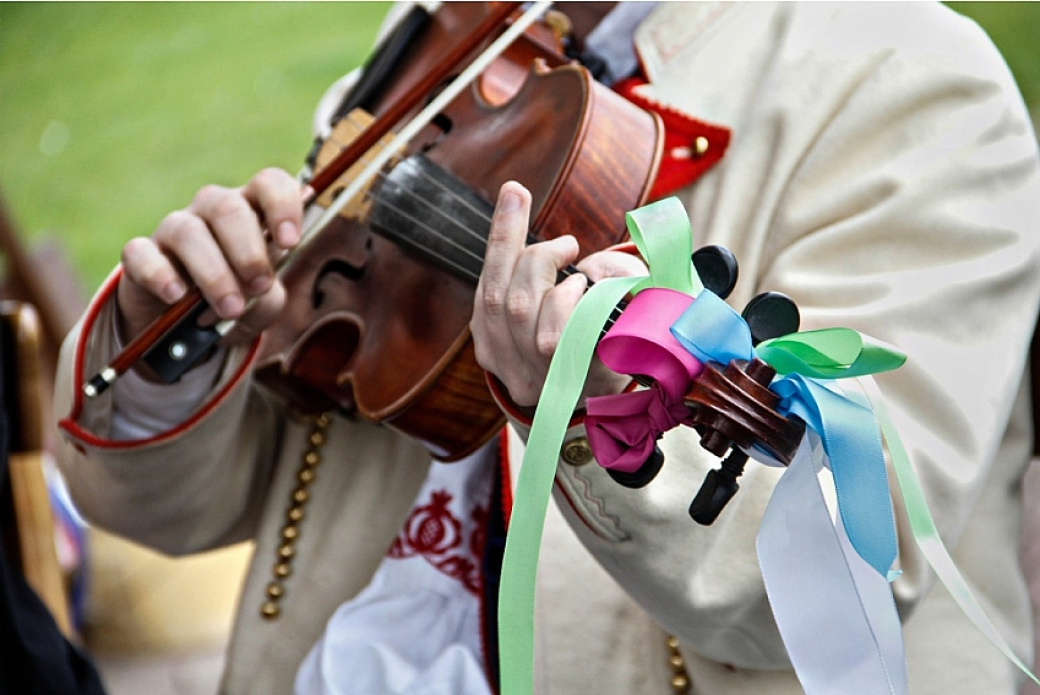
[{"left": 389, "top": 489, "right": 486, "bottom": 595}]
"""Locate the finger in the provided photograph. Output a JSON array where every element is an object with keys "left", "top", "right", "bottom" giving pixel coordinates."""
[
  {"left": 219, "top": 280, "right": 287, "bottom": 345},
  {"left": 120, "top": 235, "right": 188, "bottom": 306},
  {"left": 506, "top": 234, "right": 580, "bottom": 354},
  {"left": 532, "top": 271, "right": 587, "bottom": 362},
  {"left": 117, "top": 236, "right": 189, "bottom": 341},
  {"left": 472, "top": 182, "right": 532, "bottom": 375},
  {"left": 190, "top": 184, "right": 275, "bottom": 299},
  {"left": 153, "top": 209, "right": 244, "bottom": 320},
  {"left": 242, "top": 167, "right": 303, "bottom": 249},
  {"left": 477, "top": 182, "right": 531, "bottom": 323},
  {"left": 575, "top": 248, "right": 648, "bottom": 283}
]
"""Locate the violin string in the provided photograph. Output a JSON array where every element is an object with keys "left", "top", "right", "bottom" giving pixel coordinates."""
[
  {"left": 314, "top": 143, "right": 493, "bottom": 282},
  {"left": 311, "top": 142, "right": 602, "bottom": 295},
  {"left": 394, "top": 156, "right": 496, "bottom": 238},
  {"left": 306, "top": 147, "right": 623, "bottom": 337},
  {"left": 323, "top": 139, "right": 494, "bottom": 241},
  {"left": 359, "top": 177, "right": 624, "bottom": 333},
  {"left": 364, "top": 159, "right": 491, "bottom": 260},
  {"left": 362, "top": 190, "right": 484, "bottom": 284}
]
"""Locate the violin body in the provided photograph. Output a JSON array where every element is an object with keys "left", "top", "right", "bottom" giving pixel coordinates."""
[{"left": 255, "top": 3, "right": 663, "bottom": 460}]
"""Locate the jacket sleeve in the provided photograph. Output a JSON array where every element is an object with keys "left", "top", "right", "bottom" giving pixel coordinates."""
[{"left": 54, "top": 269, "right": 286, "bottom": 556}]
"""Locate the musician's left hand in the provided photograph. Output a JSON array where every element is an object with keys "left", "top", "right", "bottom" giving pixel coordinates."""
[{"left": 471, "top": 181, "right": 645, "bottom": 408}]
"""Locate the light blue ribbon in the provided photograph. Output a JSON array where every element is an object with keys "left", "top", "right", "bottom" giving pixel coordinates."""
[{"left": 670, "top": 290, "right": 898, "bottom": 579}]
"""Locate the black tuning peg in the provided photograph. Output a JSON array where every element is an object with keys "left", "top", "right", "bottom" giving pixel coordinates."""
[
  {"left": 688, "top": 449, "right": 749, "bottom": 525},
  {"left": 605, "top": 444, "right": 665, "bottom": 489},
  {"left": 692, "top": 245, "right": 739, "bottom": 299},
  {"left": 741, "top": 291, "right": 800, "bottom": 346}
]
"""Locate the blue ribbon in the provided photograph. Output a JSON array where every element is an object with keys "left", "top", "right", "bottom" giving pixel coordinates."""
[{"left": 670, "top": 291, "right": 898, "bottom": 579}]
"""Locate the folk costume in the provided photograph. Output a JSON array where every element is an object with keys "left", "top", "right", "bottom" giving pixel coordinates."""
[{"left": 55, "top": 3, "right": 1040, "bottom": 694}]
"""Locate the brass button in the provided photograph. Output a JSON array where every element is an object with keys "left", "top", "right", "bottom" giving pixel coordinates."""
[
  {"left": 693, "top": 136, "right": 709, "bottom": 157},
  {"left": 561, "top": 437, "right": 593, "bottom": 466}
]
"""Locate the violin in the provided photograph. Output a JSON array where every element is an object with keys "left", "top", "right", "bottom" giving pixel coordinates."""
[
  {"left": 85, "top": 2, "right": 664, "bottom": 461},
  {"left": 256, "top": 2, "right": 664, "bottom": 461}
]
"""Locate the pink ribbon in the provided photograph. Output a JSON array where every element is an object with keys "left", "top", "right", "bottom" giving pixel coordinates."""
[
  {"left": 586, "top": 288, "right": 703, "bottom": 472},
  {"left": 586, "top": 387, "right": 691, "bottom": 473}
]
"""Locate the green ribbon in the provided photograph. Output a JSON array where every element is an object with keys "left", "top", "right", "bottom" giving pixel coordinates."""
[
  {"left": 497, "top": 197, "right": 698, "bottom": 694},
  {"left": 858, "top": 376, "right": 1040, "bottom": 687},
  {"left": 757, "top": 328, "right": 906, "bottom": 378}
]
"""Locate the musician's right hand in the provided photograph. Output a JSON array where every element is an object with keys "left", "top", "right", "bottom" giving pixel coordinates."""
[{"left": 116, "top": 167, "right": 303, "bottom": 348}]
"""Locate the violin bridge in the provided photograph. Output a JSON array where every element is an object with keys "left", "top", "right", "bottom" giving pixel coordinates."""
[{"left": 312, "top": 109, "right": 404, "bottom": 222}]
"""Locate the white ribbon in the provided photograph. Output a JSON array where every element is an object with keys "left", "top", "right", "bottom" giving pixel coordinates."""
[{"left": 757, "top": 433, "right": 908, "bottom": 695}]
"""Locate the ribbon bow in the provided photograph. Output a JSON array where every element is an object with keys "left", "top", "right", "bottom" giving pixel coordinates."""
[
  {"left": 588, "top": 284, "right": 906, "bottom": 579},
  {"left": 585, "top": 288, "right": 702, "bottom": 473}
]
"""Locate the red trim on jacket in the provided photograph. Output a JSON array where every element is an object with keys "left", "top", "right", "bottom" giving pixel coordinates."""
[
  {"left": 58, "top": 267, "right": 262, "bottom": 450},
  {"left": 614, "top": 76, "right": 731, "bottom": 200}
]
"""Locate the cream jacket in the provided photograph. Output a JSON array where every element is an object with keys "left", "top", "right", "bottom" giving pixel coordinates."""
[{"left": 56, "top": 3, "right": 1040, "bottom": 694}]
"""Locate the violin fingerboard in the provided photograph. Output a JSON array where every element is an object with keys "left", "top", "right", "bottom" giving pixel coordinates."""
[{"left": 368, "top": 154, "right": 493, "bottom": 285}]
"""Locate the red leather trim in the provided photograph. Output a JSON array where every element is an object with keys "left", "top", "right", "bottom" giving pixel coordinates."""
[
  {"left": 58, "top": 267, "right": 261, "bottom": 450},
  {"left": 485, "top": 372, "right": 587, "bottom": 430}
]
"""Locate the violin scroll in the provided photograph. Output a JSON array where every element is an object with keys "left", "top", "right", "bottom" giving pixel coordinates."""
[{"left": 599, "top": 245, "right": 806, "bottom": 525}]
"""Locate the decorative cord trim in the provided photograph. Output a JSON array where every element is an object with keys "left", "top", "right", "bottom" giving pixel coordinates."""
[{"left": 260, "top": 413, "right": 332, "bottom": 620}]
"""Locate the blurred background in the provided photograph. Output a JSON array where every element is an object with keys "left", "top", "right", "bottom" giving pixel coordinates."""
[
  {"left": 1, "top": 2, "right": 1037, "bottom": 295},
  {"left": 0, "top": 2, "right": 1038, "bottom": 694},
  {"left": 0, "top": 2, "right": 389, "bottom": 291}
]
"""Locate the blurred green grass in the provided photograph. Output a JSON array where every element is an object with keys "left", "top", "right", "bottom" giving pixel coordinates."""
[
  {"left": 0, "top": 1, "right": 387, "bottom": 292},
  {"left": 1, "top": 2, "right": 1037, "bottom": 295}
]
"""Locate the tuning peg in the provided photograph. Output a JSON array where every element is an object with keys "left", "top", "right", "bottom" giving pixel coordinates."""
[
  {"left": 692, "top": 245, "right": 739, "bottom": 299},
  {"left": 741, "top": 291, "right": 800, "bottom": 346},
  {"left": 688, "top": 449, "right": 748, "bottom": 525},
  {"left": 605, "top": 444, "right": 665, "bottom": 489}
]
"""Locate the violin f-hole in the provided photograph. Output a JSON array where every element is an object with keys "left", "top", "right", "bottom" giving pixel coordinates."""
[
  {"left": 418, "top": 113, "right": 454, "bottom": 155},
  {"left": 312, "top": 256, "right": 368, "bottom": 309}
]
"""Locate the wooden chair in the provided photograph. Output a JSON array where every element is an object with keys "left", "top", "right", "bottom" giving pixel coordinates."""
[{"left": 1, "top": 300, "right": 73, "bottom": 637}]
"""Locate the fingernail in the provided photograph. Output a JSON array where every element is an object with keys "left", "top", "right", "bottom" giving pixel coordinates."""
[
  {"left": 276, "top": 220, "right": 299, "bottom": 246},
  {"left": 163, "top": 279, "right": 187, "bottom": 303},
  {"left": 499, "top": 188, "right": 522, "bottom": 213},
  {"left": 217, "top": 293, "right": 244, "bottom": 317},
  {"left": 247, "top": 274, "right": 273, "bottom": 296}
]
